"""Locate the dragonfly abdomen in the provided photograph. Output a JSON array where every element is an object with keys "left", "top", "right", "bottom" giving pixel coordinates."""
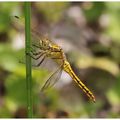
[{"left": 63, "top": 61, "right": 96, "bottom": 102}]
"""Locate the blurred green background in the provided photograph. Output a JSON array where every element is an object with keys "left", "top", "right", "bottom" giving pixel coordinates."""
[{"left": 0, "top": 2, "right": 120, "bottom": 118}]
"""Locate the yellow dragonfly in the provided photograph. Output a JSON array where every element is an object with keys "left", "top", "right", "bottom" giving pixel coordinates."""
[
  {"left": 14, "top": 16, "right": 96, "bottom": 102},
  {"left": 29, "top": 29, "right": 96, "bottom": 103}
]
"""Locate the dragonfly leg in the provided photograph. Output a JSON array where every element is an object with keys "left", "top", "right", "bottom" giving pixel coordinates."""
[
  {"left": 32, "top": 44, "right": 41, "bottom": 49},
  {"left": 51, "top": 57, "right": 62, "bottom": 59},
  {"left": 30, "top": 46, "right": 42, "bottom": 55},
  {"left": 26, "top": 52, "right": 45, "bottom": 60},
  {"left": 36, "top": 55, "right": 46, "bottom": 67},
  {"left": 31, "top": 50, "right": 42, "bottom": 56}
]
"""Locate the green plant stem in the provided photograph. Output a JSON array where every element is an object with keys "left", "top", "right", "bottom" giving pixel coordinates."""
[{"left": 24, "top": 2, "right": 33, "bottom": 118}]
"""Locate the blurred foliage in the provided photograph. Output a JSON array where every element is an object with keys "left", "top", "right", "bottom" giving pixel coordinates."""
[
  {"left": 105, "top": 3, "right": 120, "bottom": 43},
  {"left": 0, "top": 2, "right": 20, "bottom": 32},
  {"left": 82, "top": 2, "right": 106, "bottom": 22},
  {"left": 0, "top": 2, "right": 120, "bottom": 118},
  {"left": 34, "top": 2, "right": 69, "bottom": 23}
]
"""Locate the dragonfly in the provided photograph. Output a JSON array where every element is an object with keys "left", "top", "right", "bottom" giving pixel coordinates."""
[{"left": 14, "top": 16, "right": 96, "bottom": 102}]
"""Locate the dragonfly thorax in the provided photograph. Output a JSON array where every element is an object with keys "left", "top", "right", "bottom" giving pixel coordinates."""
[{"left": 50, "top": 44, "right": 62, "bottom": 52}]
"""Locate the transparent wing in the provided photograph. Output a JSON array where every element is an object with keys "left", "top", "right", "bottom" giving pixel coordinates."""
[
  {"left": 41, "top": 64, "right": 63, "bottom": 92},
  {"left": 11, "top": 16, "right": 53, "bottom": 46},
  {"left": 12, "top": 16, "right": 63, "bottom": 90}
]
